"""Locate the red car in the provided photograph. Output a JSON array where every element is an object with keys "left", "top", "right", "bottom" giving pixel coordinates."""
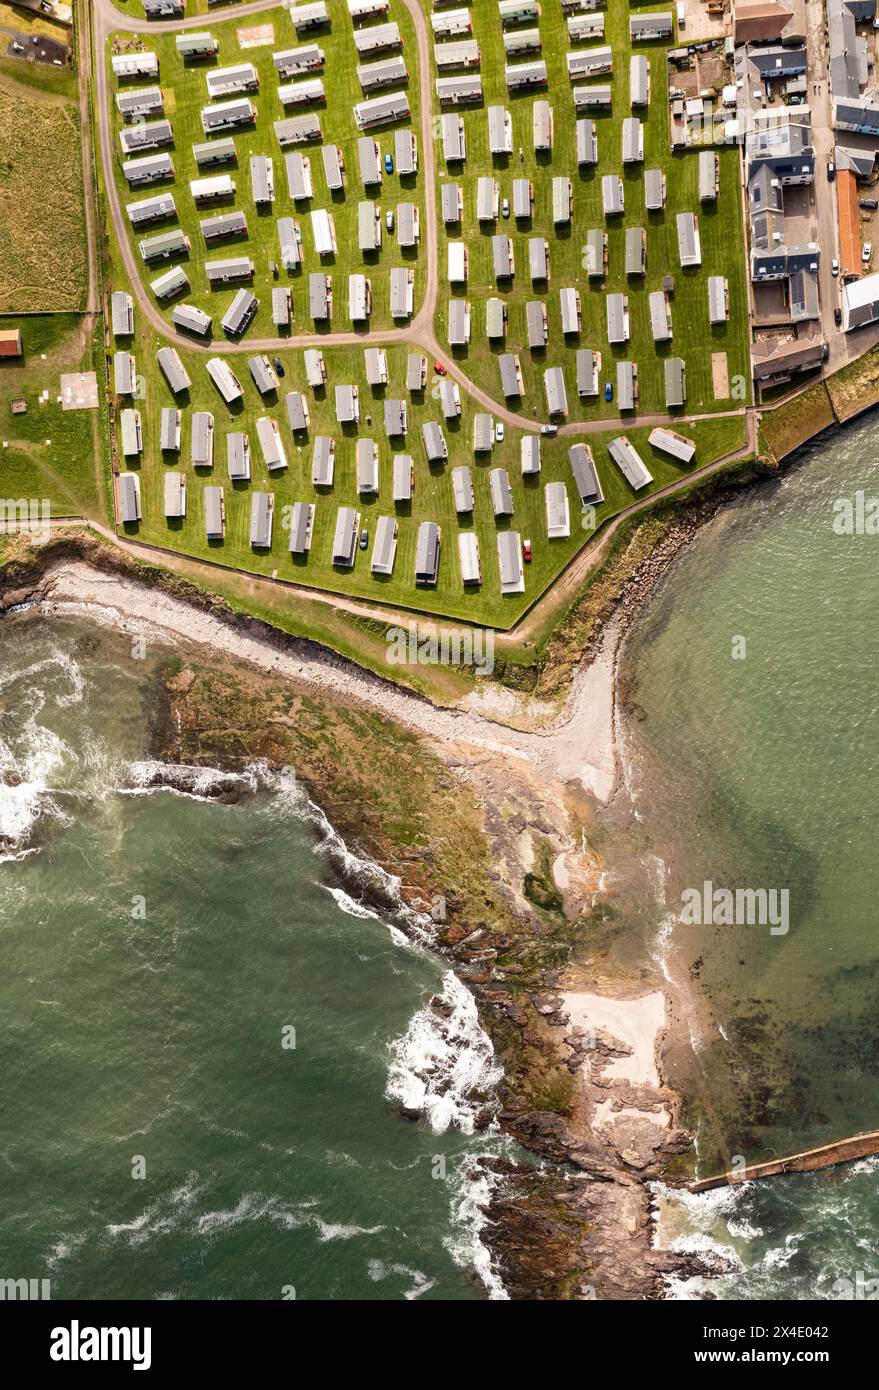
[
  {"left": 523, "top": 539, "right": 533, "bottom": 563},
  {"left": 433, "top": 361, "right": 447, "bottom": 375}
]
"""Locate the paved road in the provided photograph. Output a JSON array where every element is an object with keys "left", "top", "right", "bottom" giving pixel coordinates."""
[{"left": 92, "top": 0, "right": 750, "bottom": 440}]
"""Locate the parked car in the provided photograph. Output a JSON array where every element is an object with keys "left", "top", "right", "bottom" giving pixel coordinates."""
[
  {"left": 501, "top": 198, "right": 510, "bottom": 219},
  {"left": 834, "top": 307, "right": 843, "bottom": 326},
  {"left": 523, "top": 539, "right": 532, "bottom": 563},
  {"left": 827, "top": 162, "right": 836, "bottom": 181},
  {"left": 859, "top": 198, "right": 879, "bottom": 211},
  {"left": 384, "top": 152, "right": 394, "bottom": 174},
  {"left": 495, "top": 421, "right": 504, "bottom": 443},
  {"left": 831, "top": 258, "right": 840, "bottom": 277},
  {"left": 433, "top": 361, "right": 447, "bottom": 376},
  {"left": 359, "top": 527, "right": 369, "bottom": 550},
  {"left": 11, "top": 41, "right": 23, "bottom": 51},
  {"left": 273, "top": 357, "right": 285, "bottom": 376},
  {"left": 863, "top": 241, "right": 873, "bottom": 264},
  {"left": 540, "top": 424, "right": 558, "bottom": 436},
  {"left": 385, "top": 209, "right": 394, "bottom": 233},
  {"left": 604, "top": 382, "right": 613, "bottom": 402}
]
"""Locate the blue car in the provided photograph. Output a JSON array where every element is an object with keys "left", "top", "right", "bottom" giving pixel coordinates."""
[
  {"left": 604, "top": 382, "right": 613, "bottom": 402},
  {"left": 384, "top": 152, "right": 394, "bottom": 174}
]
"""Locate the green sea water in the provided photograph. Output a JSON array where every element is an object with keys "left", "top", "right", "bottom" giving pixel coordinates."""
[
  {"left": 615, "top": 419, "right": 879, "bottom": 1297},
  {"left": 0, "top": 612, "right": 508, "bottom": 1301}
]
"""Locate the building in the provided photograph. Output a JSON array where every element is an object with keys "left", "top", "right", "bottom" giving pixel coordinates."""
[
  {"left": 573, "top": 84, "right": 612, "bottom": 110},
  {"left": 358, "top": 199, "right": 382, "bottom": 252},
  {"left": 226, "top": 432, "right": 250, "bottom": 481},
  {"left": 206, "top": 63, "right": 259, "bottom": 99},
  {"left": 441, "top": 113, "right": 466, "bottom": 163},
  {"left": 477, "top": 176, "right": 499, "bottom": 222},
  {"left": 354, "top": 21, "right": 401, "bottom": 55},
  {"left": 422, "top": 422, "right": 448, "bottom": 463},
  {"left": 304, "top": 348, "right": 326, "bottom": 387},
  {"left": 285, "top": 391, "right": 310, "bottom": 433},
  {"left": 842, "top": 270, "right": 879, "bottom": 330},
  {"left": 630, "top": 53, "right": 650, "bottom": 107},
  {"left": 616, "top": 360, "right": 638, "bottom": 412},
  {"left": 201, "top": 211, "right": 248, "bottom": 243},
  {"left": 321, "top": 143, "right": 345, "bottom": 191},
  {"left": 645, "top": 168, "right": 666, "bottom": 211},
  {"left": 112, "top": 52, "right": 159, "bottom": 80},
  {"left": 576, "top": 118, "right": 598, "bottom": 166},
  {"left": 371, "top": 515, "right": 399, "bottom": 576},
  {"left": 415, "top": 521, "right": 441, "bottom": 584},
  {"left": 569, "top": 443, "right": 604, "bottom": 505},
  {"left": 492, "top": 234, "right": 515, "bottom": 280},
  {"left": 708, "top": 276, "right": 729, "bottom": 324},
  {"left": 357, "top": 56, "right": 408, "bottom": 91},
  {"left": 521, "top": 435, "right": 541, "bottom": 477},
  {"left": 118, "top": 472, "right": 142, "bottom": 524},
  {"left": 552, "top": 176, "right": 572, "bottom": 226},
  {"left": 119, "top": 409, "right": 142, "bottom": 458},
  {"left": 532, "top": 99, "right": 553, "bottom": 151},
  {"left": 123, "top": 153, "right": 174, "bottom": 186},
  {"left": 163, "top": 471, "right": 186, "bottom": 520},
  {"left": 489, "top": 468, "right": 514, "bottom": 517},
  {"left": 353, "top": 90, "right": 411, "bottom": 127},
  {"left": 625, "top": 227, "right": 646, "bottom": 276},
  {"left": 473, "top": 412, "right": 494, "bottom": 453},
  {"left": 206, "top": 357, "right": 244, "bottom": 404},
  {"left": 138, "top": 229, "right": 188, "bottom": 263},
  {"left": 458, "top": 532, "right": 481, "bottom": 586},
  {"left": 497, "top": 531, "right": 524, "bottom": 595},
  {"left": 441, "top": 183, "right": 464, "bottom": 224},
  {"left": 113, "top": 351, "right": 136, "bottom": 396},
  {"left": 545, "top": 481, "right": 570, "bottom": 539},
  {"left": 335, "top": 383, "right": 360, "bottom": 424},
  {"left": 273, "top": 44, "right": 324, "bottom": 78},
  {"left": 664, "top": 356, "right": 687, "bottom": 407},
  {"left": 119, "top": 120, "right": 173, "bottom": 156},
  {"left": 349, "top": 273, "right": 371, "bottom": 322},
  {"left": 602, "top": 174, "right": 624, "bottom": 217},
  {"left": 567, "top": 47, "right": 612, "bottom": 81},
  {"left": 629, "top": 12, "right": 673, "bottom": 40},
  {"left": 576, "top": 349, "right": 600, "bottom": 397},
  {"left": 110, "top": 292, "right": 134, "bottom": 337},
  {"left": 201, "top": 98, "right": 257, "bottom": 135},
  {"left": 312, "top": 435, "right": 336, "bottom": 486},
  {"left": 278, "top": 218, "right": 303, "bottom": 271},
  {"left": 390, "top": 266, "right": 415, "bottom": 318},
  {"left": 356, "top": 439, "right": 379, "bottom": 494},
  {"left": 434, "top": 40, "right": 480, "bottom": 71},
  {"left": 526, "top": 300, "right": 548, "bottom": 348},
  {"left": 384, "top": 398, "right": 407, "bottom": 436},
  {"left": 192, "top": 139, "right": 235, "bottom": 169},
  {"left": 699, "top": 150, "right": 719, "bottom": 202},
  {"left": 488, "top": 104, "right": 513, "bottom": 155},
  {"left": 559, "top": 286, "right": 581, "bottom": 334},
  {"left": 177, "top": 32, "right": 219, "bottom": 60},
  {"left": 364, "top": 346, "right": 388, "bottom": 386},
  {"left": 250, "top": 156, "right": 275, "bottom": 206},
  {"left": 608, "top": 435, "right": 653, "bottom": 490},
  {"left": 250, "top": 492, "right": 274, "bottom": 549},
  {"left": 191, "top": 174, "right": 236, "bottom": 205},
  {"left": 406, "top": 353, "right": 427, "bottom": 392},
  {"left": 332, "top": 506, "right": 360, "bottom": 568},
  {"left": 221, "top": 289, "right": 258, "bottom": 336},
  {"left": 649, "top": 290, "right": 672, "bottom": 342},
  {"left": 288, "top": 501, "right": 315, "bottom": 555},
  {"left": 567, "top": 13, "right": 605, "bottom": 42},
  {"left": 289, "top": 2, "right": 330, "bottom": 33},
  {"left": 274, "top": 114, "right": 323, "bottom": 145},
  {"left": 677, "top": 212, "right": 702, "bottom": 267},
  {"left": 585, "top": 228, "right": 607, "bottom": 278},
  {"left": 397, "top": 202, "right": 419, "bottom": 248},
  {"left": 116, "top": 85, "right": 164, "bottom": 121},
  {"left": 439, "top": 379, "right": 461, "bottom": 419},
  {"left": 448, "top": 299, "right": 471, "bottom": 346},
  {"left": 506, "top": 60, "right": 546, "bottom": 92},
  {"left": 498, "top": 353, "right": 523, "bottom": 398},
  {"left": 311, "top": 207, "right": 337, "bottom": 256},
  {"left": 272, "top": 286, "right": 292, "bottom": 328},
  {"left": 513, "top": 178, "right": 533, "bottom": 218},
  {"left": 649, "top": 427, "right": 696, "bottom": 464},
  {"left": 544, "top": 365, "right": 568, "bottom": 416},
  {"left": 286, "top": 152, "right": 313, "bottom": 202},
  {"left": 622, "top": 117, "right": 644, "bottom": 164},
  {"left": 248, "top": 354, "right": 279, "bottom": 396},
  {"left": 452, "top": 465, "right": 474, "bottom": 514},
  {"left": 191, "top": 412, "right": 214, "bottom": 469},
  {"left": 393, "top": 454, "right": 414, "bottom": 502},
  {"left": 309, "top": 271, "right": 331, "bottom": 320},
  {"left": 606, "top": 292, "right": 630, "bottom": 344}
]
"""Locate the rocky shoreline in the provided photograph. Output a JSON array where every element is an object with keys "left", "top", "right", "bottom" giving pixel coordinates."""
[{"left": 0, "top": 528, "right": 733, "bottom": 1299}]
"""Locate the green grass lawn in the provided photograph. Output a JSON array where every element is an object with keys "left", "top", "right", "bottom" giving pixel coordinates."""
[
  {"left": 107, "top": 4, "right": 425, "bottom": 334},
  {"left": 435, "top": 0, "right": 750, "bottom": 420}
]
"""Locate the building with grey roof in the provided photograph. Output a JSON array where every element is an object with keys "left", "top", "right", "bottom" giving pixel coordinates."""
[
  {"left": 288, "top": 501, "right": 315, "bottom": 555},
  {"left": 616, "top": 360, "right": 637, "bottom": 412},
  {"left": 406, "top": 353, "right": 427, "bottom": 392},
  {"left": 649, "top": 427, "right": 696, "bottom": 464},
  {"left": 123, "top": 153, "right": 174, "bottom": 186},
  {"left": 248, "top": 354, "right": 279, "bottom": 396},
  {"left": 497, "top": 531, "right": 524, "bottom": 595},
  {"left": 630, "top": 53, "right": 650, "bottom": 107},
  {"left": 452, "top": 465, "right": 474, "bottom": 514},
  {"left": 629, "top": 12, "right": 673, "bottom": 40},
  {"left": 371, "top": 515, "right": 398, "bottom": 576},
  {"left": 573, "top": 83, "right": 612, "bottom": 110},
  {"left": 206, "top": 358, "right": 243, "bottom": 404},
  {"left": 332, "top": 506, "right": 360, "bottom": 568},
  {"left": 226, "top": 432, "right": 251, "bottom": 482},
  {"left": 309, "top": 271, "right": 331, "bottom": 320},
  {"left": 545, "top": 481, "right": 570, "bottom": 539},
  {"left": 192, "top": 139, "right": 236, "bottom": 169},
  {"left": 119, "top": 120, "right": 173, "bottom": 155},
  {"left": 649, "top": 290, "right": 672, "bottom": 342},
  {"left": 163, "top": 471, "right": 185, "bottom": 520},
  {"left": 622, "top": 117, "right": 644, "bottom": 164},
  {"left": 249, "top": 492, "right": 274, "bottom": 549},
  {"left": 390, "top": 266, "right": 415, "bottom": 318},
  {"left": 205, "top": 256, "right": 254, "bottom": 284},
  {"left": 498, "top": 353, "right": 523, "bottom": 399},
  {"left": 312, "top": 435, "right": 335, "bottom": 486},
  {"left": 422, "top": 421, "right": 448, "bottom": 463},
  {"left": 393, "top": 454, "right": 414, "bottom": 502},
  {"left": 190, "top": 412, "right": 214, "bottom": 469},
  {"left": 139, "top": 228, "right": 188, "bottom": 263},
  {"left": 532, "top": 99, "right": 553, "bottom": 150},
  {"left": 676, "top": 212, "right": 701, "bottom": 267},
  {"left": 221, "top": 289, "right": 258, "bottom": 336},
  {"left": 606, "top": 292, "right": 630, "bottom": 343},
  {"left": 111, "top": 291, "right": 134, "bottom": 337},
  {"left": 448, "top": 299, "right": 470, "bottom": 346},
  {"left": 202, "top": 98, "right": 256, "bottom": 135},
  {"left": 608, "top": 435, "right": 653, "bottom": 490},
  {"left": 513, "top": 178, "right": 533, "bottom": 218},
  {"left": 526, "top": 300, "right": 548, "bottom": 348},
  {"left": 569, "top": 443, "right": 603, "bottom": 506},
  {"left": 285, "top": 392, "right": 310, "bottom": 433},
  {"left": 576, "top": 349, "right": 600, "bottom": 397},
  {"left": 576, "top": 118, "right": 598, "bottom": 166},
  {"left": 353, "top": 90, "right": 411, "bottom": 127},
  {"left": 356, "top": 439, "right": 379, "bottom": 494},
  {"left": 274, "top": 114, "right": 323, "bottom": 146},
  {"left": 156, "top": 346, "right": 191, "bottom": 394},
  {"left": 473, "top": 413, "right": 494, "bottom": 453},
  {"left": 489, "top": 467, "right": 514, "bottom": 518},
  {"left": 521, "top": 435, "right": 541, "bottom": 477},
  {"left": 358, "top": 55, "right": 408, "bottom": 91},
  {"left": 544, "top": 366, "right": 568, "bottom": 416},
  {"left": 384, "top": 398, "right": 407, "bottom": 436},
  {"left": 200, "top": 210, "right": 248, "bottom": 242},
  {"left": 119, "top": 409, "right": 142, "bottom": 459},
  {"left": 567, "top": 47, "right": 612, "bottom": 81},
  {"left": 664, "top": 357, "right": 686, "bottom": 408},
  {"left": 707, "top": 276, "right": 729, "bottom": 325},
  {"left": 415, "top": 521, "right": 441, "bottom": 585},
  {"left": 645, "top": 168, "right": 666, "bottom": 211},
  {"left": 203, "top": 486, "right": 224, "bottom": 541},
  {"left": 602, "top": 174, "right": 624, "bottom": 217},
  {"left": 335, "top": 383, "right": 360, "bottom": 424},
  {"left": 114, "top": 351, "right": 136, "bottom": 396},
  {"left": 118, "top": 472, "right": 142, "bottom": 524},
  {"left": 160, "top": 406, "right": 181, "bottom": 454}
]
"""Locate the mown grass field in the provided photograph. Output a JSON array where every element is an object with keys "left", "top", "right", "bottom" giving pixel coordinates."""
[
  {"left": 435, "top": 0, "right": 751, "bottom": 420},
  {"left": 0, "top": 65, "right": 87, "bottom": 311},
  {"left": 107, "top": 2, "right": 425, "bottom": 334},
  {"left": 124, "top": 329, "right": 744, "bottom": 627}
]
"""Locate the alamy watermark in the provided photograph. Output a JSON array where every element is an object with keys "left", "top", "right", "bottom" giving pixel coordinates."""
[
  {"left": 0, "top": 1276, "right": 51, "bottom": 1300},
  {"left": 679, "top": 880, "right": 789, "bottom": 936},
  {"left": 386, "top": 621, "right": 495, "bottom": 676},
  {"left": 832, "top": 491, "right": 879, "bottom": 535},
  {"left": 0, "top": 498, "right": 52, "bottom": 544}
]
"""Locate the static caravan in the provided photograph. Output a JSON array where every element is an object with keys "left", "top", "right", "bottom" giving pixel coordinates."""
[
  {"left": 441, "top": 114, "right": 466, "bottom": 163},
  {"left": 390, "top": 266, "right": 415, "bottom": 318},
  {"left": 630, "top": 54, "right": 650, "bottom": 107},
  {"left": 384, "top": 398, "right": 407, "bottom": 436},
  {"left": 477, "top": 176, "right": 499, "bottom": 222},
  {"left": 397, "top": 202, "right": 419, "bottom": 247},
  {"left": 190, "top": 174, "right": 236, "bottom": 204},
  {"left": 110, "top": 291, "right": 134, "bottom": 337},
  {"left": 285, "top": 392, "right": 310, "bottom": 433},
  {"left": 489, "top": 467, "right": 514, "bottom": 517},
  {"left": 278, "top": 77, "right": 325, "bottom": 108},
  {"left": 521, "top": 435, "right": 541, "bottom": 476},
  {"left": 529, "top": 237, "right": 548, "bottom": 283},
  {"left": 163, "top": 471, "right": 186, "bottom": 520},
  {"left": 248, "top": 354, "right": 279, "bottom": 396},
  {"left": 353, "top": 91, "right": 412, "bottom": 127},
  {"left": 664, "top": 357, "right": 687, "bottom": 408},
  {"left": 504, "top": 27, "right": 542, "bottom": 57},
  {"left": 123, "top": 153, "right": 174, "bottom": 186},
  {"left": 497, "top": 531, "right": 524, "bottom": 595},
  {"left": 348, "top": 273, "right": 371, "bottom": 322},
  {"left": 171, "top": 303, "right": 212, "bottom": 338},
  {"left": 312, "top": 435, "right": 336, "bottom": 486},
  {"left": 649, "top": 290, "right": 672, "bottom": 342},
  {"left": 203, "top": 486, "right": 225, "bottom": 542},
  {"left": 406, "top": 353, "right": 427, "bottom": 392},
  {"left": 498, "top": 353, "right": 523, "bottom": 398},
  {"left": 206, "top": 64, "right": 259, "bottom": 99},
  {"left": 156, "top": 346, "right": 191, "bottom": 394},
  {"left": 191, "top": 412, "right": 214, "bottom": 469},
  {"left": 441, "top": 182, "right": 464, "bottom": 223},
  {"left": 453, "top": 467, "right": 479, "bottom": 514},
  {"left": 151, "top": 266, "right": 189, "bottom": 300},
  {"left": 395, "top": 129, "right": 418, "bottom": 176},
  {"left": 278, "top": 217, "right": 303, "bottom": 270},
  {"left": 649, "top": 427, "right": 696, "bottom": 464},
  {"left": 585, "top": 230, "right": 606, "bottom": 278},
  {"left": 177, "top": 33, "right": 219, "bottom": 60},
  {"left": 272, "top": 286, "right": 292, "bottom": 328},
  {"left": 112, "top": 52, "right": 159, "bottom": 80},
  {"left": 272, "top": 45, "right": 328, "bottom": 78},
  {"left": 311, "top": 207, "right": 337, "bottom": 255},
  {"left": 559, "top": 286, "right": 581, "bottom": 334},
  {"left": 119, "top": 120, "right": 173, "bottom": 156},
  {"left": 308, "top": 271, "right": 331, "bottom": 320},
  {"left": 358, "top": 199, "right": 382, "bottom": 252},
  {"left": 506, "top": 61, "right": 547, "bottom": 92},
  {"left": 606, "top": 292, "right": 630, "bottom": 344},
  {"left": 677, "top": 212, "right": 701, "bottom": 267},
  {"left": 371, "top": 515, "right": 398, "bottom": 576},
  {"left": 573, "top": 84, "right": 612, "bottom": 111},
  {"left": 151, "top": 385, "right": 184, "bottom": 435},
  {"left": 304, "top": 348, "right": 326, "bottom": 386},
  {"left": 576, "top": 118, "right": 598, "bottom": 166},
  {"left": 473, "top": 413, "right": 494, "bottom": 454},
  {"left": 113, "top": 351, "right": 136, "bottom": 396},
  {"left": 357, "top": 136, "right": 383, "bottom": 187},
  {"left": 576, "top": 348, "right": 600, "bottom": 397},
  {"left": 393, "top": 454, "right": 414, "bottom": 502},
  {"left": 200, "top": 211, "right": 248, "bottom": 243},
  {"left": 622, "top": 117, "right": 644, "bottom": 164},
  {"left": 250, "top": 156, "right": 275, "bottom": 206},
  {"left": 349, "top": 0, "right": 389, "bottom": 18},
  {"left": 432, "top": 8, "right": 472, "bottom": 37},
  {"left": 357, "top": 56, "right": 408, "bottom": 91},
  {"left": 249, "top": 492, "right": 274, "bottom": 549},
  {"left": 608, "top": 435, "right": 653, "bottom": 490},
  {"left": 616, "top": 360, "right": 638, "bottom": 412},
  {"left": 499, "top": 0, "right": 541, "bottom": 25},
  {"left": 201, "top": 99, "right": 257, "bottom": 135},
  {"left": 567, "top": 14, "right": 604, "bottom": 41},
  {"left": 335, "top": 384, "right": 360, "bottom": 424},
  {"left": 439, "top": 379, "right": 461, "bottom": 418},
  {"left": 545, "top": 481, "right": 571, "bottom": 539},
  {"left": 708, "top": 276, "right": 729, "bottom": 324},
  {"left": 356, "top": 439, "right": 379, "bottom": 494},
  {"left": 288, "top": 501, "right": 315, "bottom": 555},
  {"left": 552, "top": 176, "right": 572, "bottom": 226},
  {"left": 602, "top": 174, "right": 624, "bottom": 217},
  {"left": 193, "top": 139, "right": 236, "bottom": 170},
  {"left": 220, "top": 288, "right": 258, "bottom": 336},
  {"left": 126, "top": 192, "right": 177, "bottom": 228},
  {"left": 486, "top": 297, "right": 507, "bottom": 340},
  {"left": 332, "top": 507, "right": 360, "bottom": 569},
  {"left": 492, "top": 234, "right": 514, "bottom": 280},
  {"left": 116, "top": 86, "right": 164, "bottom": 122},
  {"left": 699, "top": 150, "right": 719, "bottom": 203},
  {"left": 568, "top": 442, "right": 604, "bottom": 506},
  {"left": 488, "top": 105, "right": 513, "bottom": 156},
  {"left": 448, "top": 298, "right": 471, "bottom": 346},
  {"left": 354, "top": 22, "right": 401, "bottom": 55},
  {"left": 544, "top": 366, "right": 568, "bottom": 417},
  {"left": 289, "top": 2, "right": 331, "bottom": 34},
  {"left": 118, "top": 472, "right": 142, "bottom": 524},
  {"left": 625, "top": 226, "right": 646, "bottom": 276},
  {"left": 422, "top": 422, "right": 448, "bottom": 463},
  {"left": 415, "top": 521, "right": 441, "bottom": 586},
  {"left": 226, "top": 432, "right": 251, "bottom": 482},
  {"left": 142, "top": 0, "right": 184, "bottom": 17},
  {"left": 629, "top": 12, "right": 673, "bottom": 41},
  {"left": 256, "top": 416, "right": 288, "bottom": 472},
  {"left": 566, "top": 47, "right": 613, "bottom": 81},
  {"left": 365, "top": 347, "right": 388, "bottom": 385},
  {"left": 526, "top": 299, "right": 548, "bottom": 348},
  {"left": 274, "top": 114, "right": 323, "bottom": 146},
  {"left": 321, "top": 142, "right": 345, "bottom": 191},
  {"left": 532, "top": 100, "right": 553, "bottom": 152},
  {"left": 458, "top": 532, "right": 481, "bottom": 586},
  {"left": 119, "top": 410, "right": 142, "bottom": 459},
  {"left": 434, "top": 40, "right": 481, "bottom": 71},
  {"left": 645, "top": 168, "right": 666, "bottom": 211},
  {"left": 513, "top": 178, "right": 533, "bottom": 218},
  {"left": 138, "top": 229, "right": 188, "bottom": 263},
  {"left": 206, "top": 357, "right": 244, "bottom": 404}
]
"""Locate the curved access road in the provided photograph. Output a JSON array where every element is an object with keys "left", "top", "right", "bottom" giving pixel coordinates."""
[{"left": 91, "top": 0, "right": 750, "bottom": 441}]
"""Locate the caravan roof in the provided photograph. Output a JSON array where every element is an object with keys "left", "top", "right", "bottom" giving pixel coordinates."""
[{"left": 608, "top": 436, "right": 653, "bottom": 490}]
